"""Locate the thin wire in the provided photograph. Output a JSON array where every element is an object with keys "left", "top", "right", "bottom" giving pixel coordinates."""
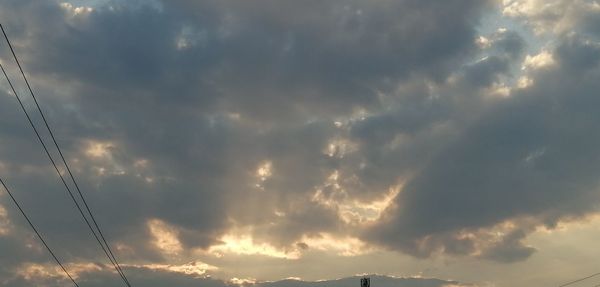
[
  {"left": 0, "top": 176, "right": 80, "bottom": 287},
  {"left": 558, "top": 272, "right": 600, "bottom": 287},
  {"left": 0, "top": 23, "right": 131, "bottom": 287},
  {"left": 0, "top": 61, "right": 130, "bottom": 287}
]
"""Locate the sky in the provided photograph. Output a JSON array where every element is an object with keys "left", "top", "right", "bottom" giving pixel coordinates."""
[{"left": 1, "top": 0, "right": 600, "bottom": 286}]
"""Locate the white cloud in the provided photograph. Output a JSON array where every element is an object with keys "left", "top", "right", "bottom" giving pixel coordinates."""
[
  {"left": 522, "top": 50, "right": 555, "bottom": 70},
  {"left": 148, "top": 219, "right": 183, "bottom": 256}
]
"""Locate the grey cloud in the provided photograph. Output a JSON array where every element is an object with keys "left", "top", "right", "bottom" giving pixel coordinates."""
[
  {"left": 462, "top": 55, "right": 510, "bottom": 87},
  {"left": 340, "top": 31, "right": 525, "bottom": 202},
  {"left": 1, "top": 0, "right": 578, "bottom": 284},
  {"left": 367, "top": 31, "right": 600, "bottom": 261},
  {"left": 489, "top": 30, "right": 526, "bottom": 60},
  {"left": 582, "top": 12, "right": 600, "bottom": 38},
  {"left": 555, "top": 34, "right": 600, "bottom": 71},
  {"left": 480, "top": 229, "right": 536, "bottom": 263},
  {"left": 3, "top": 0, "right": 494, "bottom": 121}
]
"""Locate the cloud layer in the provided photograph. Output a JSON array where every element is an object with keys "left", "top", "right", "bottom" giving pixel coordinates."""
[{"left": 1, "top": 0, "right": 600, "bottom": 286}]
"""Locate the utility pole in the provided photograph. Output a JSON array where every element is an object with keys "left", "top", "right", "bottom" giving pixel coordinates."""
[{"left": 361, "top": 277, "right": 370, "bottom": 287}]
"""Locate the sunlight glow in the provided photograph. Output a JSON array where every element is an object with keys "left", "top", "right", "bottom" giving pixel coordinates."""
[
  {"left": 84, "top": 141, "right": 114, "bottom": 158},
  {"left": 522, "top": 51, "right": 555, "bottom": 70},
  {"left": 132, "top": 261, "right": 217, "bottom": 277},
  {"left": 209, "top": 233, "right": 301, "bottom": 259},
  {"left": 299, "top": 233, "right": 372, "bottom": 256},
  {"left": 230, "top": 277, "right": 258, "bottom": 285},
  {"left": 16, "top": 263, "right": 66, "bottom": 281},
  {"left": 312, "top": 181, "right": 402, "bottom": 225},
  {"left": 257, "top": 161, "right": 273, "bottom": 181},
  {"left": 60, "top": 2, "right": 93, "bottom": 16},
  {"left": 147, "top": 219, "right": 183, "bottom": 256},
  {"left": 0, "top": 204, "right": 10, "bottom": 236}
]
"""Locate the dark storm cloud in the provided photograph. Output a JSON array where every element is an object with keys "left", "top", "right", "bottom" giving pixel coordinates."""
[
  {"left": 340, "top": 31, "right": 524, "bottom": 202},
  {"left": 368, "top": 30, "right": 600, "bottom": 260},
  {"left": 0, "top": 0, "right": 498, "bottom": 280},
  {"left": 6, "top": 0, "right": 597, "bottom": 285},
  {"left": 164, "top": 0, "right": 491, "bottom": 119},
  {"left": 3, "top": 0, "right": 493, "bottom": 121}
]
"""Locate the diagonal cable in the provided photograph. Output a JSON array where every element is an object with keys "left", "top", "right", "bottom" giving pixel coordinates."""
[
  {"left": 0, "top": 176, "right": 80, "bottom": 287},
  {"left": 558, "top": 272, "right": 600, "bottom": 287},
  {"left": 0, "top": 61, "right": 130, "bottom": 287},
  {"left": 1, "top": 23, "right": 131, "bottom": 286},
  {"left": 0, "top": 23, "right": 131, "bottom": 286}
]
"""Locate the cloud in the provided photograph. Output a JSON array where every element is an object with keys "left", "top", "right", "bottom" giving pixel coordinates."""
[
  {"left": 2, "top": 0, "right": 600, "bottom": 286},
  {"left": 367, "top": 27, "right": 600, "bottom": 261},
  {"left": 1, "top": 269, "right": 472, "bottom": 287},
  {"left": 502, "top": 0, "right": 600, "bottom": 35},
  {"left": 480, "top": 229, "right": 536, "bottom": 263},
  {"left": 0, "top": 0, "right": 498, "bottom": 280}
]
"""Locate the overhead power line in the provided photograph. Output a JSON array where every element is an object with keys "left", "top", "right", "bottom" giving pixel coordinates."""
[
  {"left": 0, "top": 176, "right": 80, "bottom": 287},
  {"left": 558, "top": 272, "right": 600, "bottom": 287},
  {"left": 0, "top": 23, "right": 131, "bottom": 287},
  {"left": 0, "top": 61, "right": 129, "bottom": 287}
]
